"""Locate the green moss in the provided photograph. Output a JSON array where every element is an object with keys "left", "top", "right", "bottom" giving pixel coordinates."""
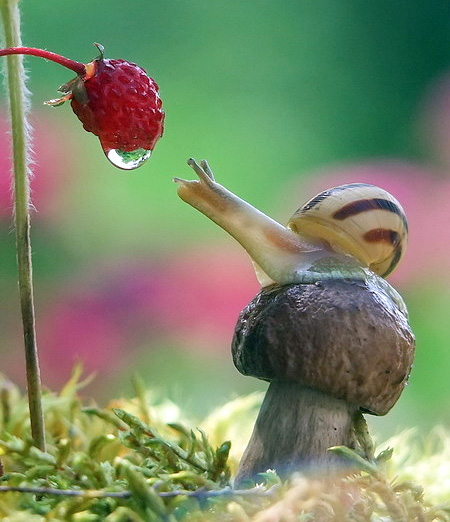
[{"left": 0, "top": 369, "right": 448, "bottom": 521}]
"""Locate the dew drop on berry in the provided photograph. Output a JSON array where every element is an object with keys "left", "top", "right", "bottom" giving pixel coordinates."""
[{"left": 104, "top": 147, "right": 152, "bottom": 170}]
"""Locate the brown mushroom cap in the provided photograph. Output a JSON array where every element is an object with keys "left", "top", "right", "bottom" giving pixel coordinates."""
[{"left": 232, "top": 278, "right": 415, "bottom": 416}]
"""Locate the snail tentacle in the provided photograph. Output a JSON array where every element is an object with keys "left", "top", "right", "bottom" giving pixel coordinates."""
[
  {"left": 200, "top": 159, "right": 215, "bottom": 181},
  {"left": 187, "top": 158, "right": 215, "bottom": 186}
]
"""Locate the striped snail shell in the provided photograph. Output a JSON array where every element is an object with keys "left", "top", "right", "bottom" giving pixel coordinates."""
[{"left": 288, "top": 183, "right": 408, "bottom": 277}]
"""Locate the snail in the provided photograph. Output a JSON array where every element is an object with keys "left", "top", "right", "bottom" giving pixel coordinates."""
[
  {"left": 175, "top": 159, "right": 415, "bottom": 483},
  {"left": 175, "top": 159, "right": 408, "bottom": 289}
]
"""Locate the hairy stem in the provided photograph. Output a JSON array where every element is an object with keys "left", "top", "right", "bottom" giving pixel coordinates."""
[{"left": 0, "top": 0, "right": 46, "bottom": 451}]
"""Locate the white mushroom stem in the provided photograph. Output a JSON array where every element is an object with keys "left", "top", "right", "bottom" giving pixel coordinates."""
[
  {"left": 234, "top": 381, "right": 358, "bottom": 485},
  {"left": 174, "top": 159, "right": 327, "bottom": 285}
]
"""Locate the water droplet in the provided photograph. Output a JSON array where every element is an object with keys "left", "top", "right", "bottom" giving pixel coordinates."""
[{"left": 104, "top": 147, "right": 152, "bottom": 170}]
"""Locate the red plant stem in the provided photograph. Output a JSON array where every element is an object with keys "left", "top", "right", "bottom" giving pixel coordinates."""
[{"left": 0, "top": 46, "right": 86, "bottom": 75}]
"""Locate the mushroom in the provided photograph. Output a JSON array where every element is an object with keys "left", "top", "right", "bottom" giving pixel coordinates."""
[
  {"left": 174, "top": 159, "right": 415, "bottom": 483},
  {"left": 232, "top": 278, "right": 414, "bottom": 482}
]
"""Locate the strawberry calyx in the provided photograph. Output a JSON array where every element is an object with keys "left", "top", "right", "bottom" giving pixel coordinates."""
[
  {"left": 45, "top": 45, "right": 101, "bottom": 107},
  {"left": 44, "top": 59, "right": 97, "bottom": 107},
  {"left": 44, "top": 93, "right": 73, "bottom": 107}
]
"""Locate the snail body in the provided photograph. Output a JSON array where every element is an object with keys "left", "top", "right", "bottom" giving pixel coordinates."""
[{"left": 175, "top": 160, "right": 408, "bottom": 287}]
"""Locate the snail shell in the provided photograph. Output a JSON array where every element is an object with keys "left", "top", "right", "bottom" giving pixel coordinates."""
[{"left": 288, "top": 183, "right": 408, "bottom": 277}]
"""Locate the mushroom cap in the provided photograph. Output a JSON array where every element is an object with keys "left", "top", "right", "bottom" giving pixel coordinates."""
[{"left": 232, "top": 278, "right": 415, "bottom": 415}]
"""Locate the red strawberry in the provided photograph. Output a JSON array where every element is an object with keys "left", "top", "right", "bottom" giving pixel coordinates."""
[
  {"left": 0, "top": 44, "right": 164, "bottom": 169},
  {"left": 70, "top": 58, "right": 164, "bottom": 154}
]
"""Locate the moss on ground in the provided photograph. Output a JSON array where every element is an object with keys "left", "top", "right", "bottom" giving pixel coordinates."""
[{"left": 0, "top": 368, "right": 448, "bottom": 521}]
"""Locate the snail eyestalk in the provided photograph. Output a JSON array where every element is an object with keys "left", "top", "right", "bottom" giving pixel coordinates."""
[{"left": 0, "top": 0, "right": 46, "bottom": 450}]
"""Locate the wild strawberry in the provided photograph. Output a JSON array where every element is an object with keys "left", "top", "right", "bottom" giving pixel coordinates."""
[
  {"left": 0, "top": 44, "right": 164, "bottom": 169},
  {"left": 70, "top": 58, "right": 164, "bottom": 153}
]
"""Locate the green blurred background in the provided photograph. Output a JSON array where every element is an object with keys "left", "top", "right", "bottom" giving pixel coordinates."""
[{"left": 1, "top": 0, "right": 450, "bottom": 440}]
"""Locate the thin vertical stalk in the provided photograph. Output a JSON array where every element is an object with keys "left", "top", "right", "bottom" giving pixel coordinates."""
[{"left": 0, "top": 0, "right": 46, "bottom": 451}]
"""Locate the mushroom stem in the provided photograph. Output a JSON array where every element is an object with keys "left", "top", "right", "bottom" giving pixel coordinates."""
[{"left": 235, "top": 381, "right": 358, "bottom": 485}]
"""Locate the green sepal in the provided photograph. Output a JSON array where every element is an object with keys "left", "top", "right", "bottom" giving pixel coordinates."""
[{"left": 93, "top": 42, "right": 105, "bottom": 61}]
